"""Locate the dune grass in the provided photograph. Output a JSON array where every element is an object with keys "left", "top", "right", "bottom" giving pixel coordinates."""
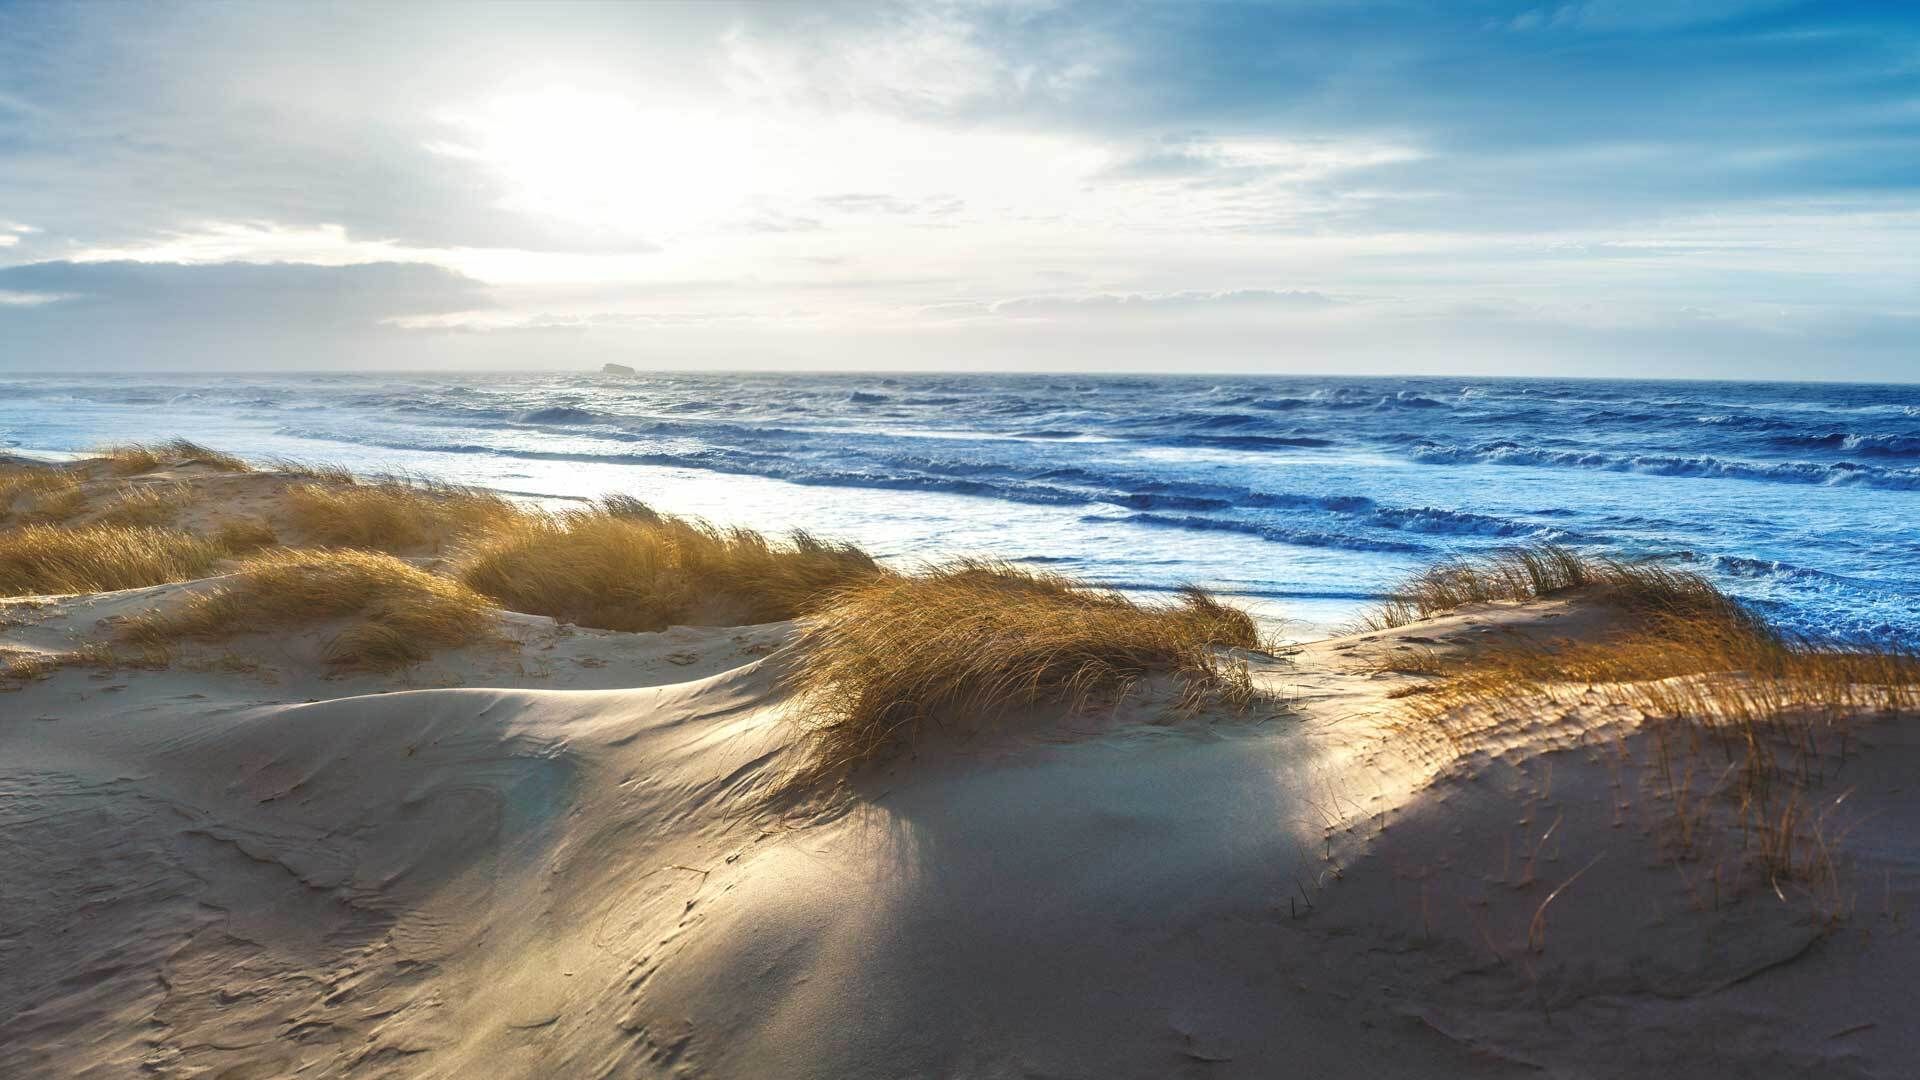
[
  {"left": 98, "top": 439, "right": 250, "bottom": 476},
  {"left": 1375, "top": 547, "right": 1920, "bottom": 894},
  {"left": 1403, "top": 606, "right": 1919, "bottom": 758},
  {"left": 1407, "top": 609, "right": 1919, "bottom": 892},
  {"left": 1377, "top": 547, "right": 1918, "bottom": 751},
  {"left": 283, "top": 479, "right": 521, "bottom": 552},
  {"left": 1359, "top": 543, "right": 1743, "bottom": 630},
  {"left": 0, "top": 524, "right": 223, "bottom": 597},
  {"left": 0, "top": 647, "right": 63, "bottom": 682},
  {"left": 265, "top": 458, "right": 357, "bottom": 485},
  {"left": 0, "top": 641, "right": 155, "bottom": 684},
  {"left": 96, "top": 482, "right": 195, "bottom": 527},
  {"left": 212, "top": 517, "right": 279, "bottom": 553},
  {"left": 456, "top": 504, "right": 882, "bottom": 632},
  {"left": 0, "top": 464, "right": 84, "bottom": 523},
  {"left": 125, "top": 548, "right": 496, "bottom": 670},
  {"left": 18, "top": 483, "right": 88, "bottom": 524},
  {"left": 782, "top": 561, "right": 1263, "bottom": 784}
]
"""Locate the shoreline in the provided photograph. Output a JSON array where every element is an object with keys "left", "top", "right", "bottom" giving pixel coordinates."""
[{"left": 6, "top": 369, "right": 1919, "bottom": 644}]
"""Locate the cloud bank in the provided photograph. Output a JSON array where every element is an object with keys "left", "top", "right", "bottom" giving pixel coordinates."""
[{"left": 0, "top": 1, "right": 1915, "bottom": 377}]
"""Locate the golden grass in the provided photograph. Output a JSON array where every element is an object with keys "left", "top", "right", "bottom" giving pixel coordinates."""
[
  {"left": 783, "top": 562, "right": 1263, "bottom": 784},
  {"left": 0, "top": 464, "right": 84, "bottom": 523},
  {"left": 0, "top": 648, "right": 62, "bottom": 682},
  {"left": 96, "top": 482, "right": 195, "bottom": 527},
  {"left": 1377, "top": 548, "right": 1920, "bottom": 899},
  {"left": 212, "top": 517, "right": 279, "bottom": 553},
  {"left": 98, "top": 439, "right": 250, "bottom": 475},
  {"left": 18, "top": 483, "right": 88, "bottom": 524},
  {"left": 596, "top": 492, "right": 660, "bottom": 521},
  {"left": 125, "top": 548, "right": 496, "bottom": 670},
  {"left": 265, "top": 459, "right": 357, "bottom": 485},
  {"left": 1366, "top": 548, "right": 1914, "bottom": 744},
  {"left": 0, "top": 524, "right": 222, "bottom": 597},
  {"left": 283, "top": 479, "right": 521, "bottom": 551},
  {"left": 1359, "top": 544, "right": 1739, "bottom": 630},
  {"left": 457, "top": 506, "right": 881, "bottom": 632},
  {"left": 1, "top": 640, "right": 166, "bottom": 686}
]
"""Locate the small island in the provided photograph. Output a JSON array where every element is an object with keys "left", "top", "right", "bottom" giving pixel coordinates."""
[{"left": 600, "top": 362, "right": 636, "bottom": 376}]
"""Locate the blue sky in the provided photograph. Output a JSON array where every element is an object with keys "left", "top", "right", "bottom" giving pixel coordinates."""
[{"left": 1, "top": 0, "right": 1916, "bottom": 376}]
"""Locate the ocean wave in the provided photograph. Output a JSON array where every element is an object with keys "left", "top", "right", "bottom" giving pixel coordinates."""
[
  {"left": 1096, "top": 513, "right": 1429, "bottom": 553},
  {"left": 1122, "top": 411, "right": 1265, "bottom": 430},
  {"left": 1409, "top": 440, "right": 1920, "bottom": 490},
  {"left": 1768, "top": 432, "right": 1920, "bottom": 457},
  {"left": 1701, "top": 554, "right": 1853, "bottom": 585},
  {"left": 1151, "top": 434, "right": 1336, "bottom": 451},
  {"left": 1307, "top": 388, "right": 1450, "bottom": 410},
  {"left": 1368, "top": 506, "right": 1582, "bottom": 541},
  {"left": 1696, "top": 412, "right": 1795, "bottom": 431},
  {"left": 518, "top": 406, "right": 599, "bottom": 424}
]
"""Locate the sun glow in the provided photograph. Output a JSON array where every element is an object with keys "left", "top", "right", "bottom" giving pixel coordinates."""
[{"left": 431, "top": 87, "right": 761, "bottom": 239}]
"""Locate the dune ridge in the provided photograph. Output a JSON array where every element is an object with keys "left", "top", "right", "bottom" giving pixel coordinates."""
[{"left": 2, "top": 445, "right": 1918, "bottom": 1078}]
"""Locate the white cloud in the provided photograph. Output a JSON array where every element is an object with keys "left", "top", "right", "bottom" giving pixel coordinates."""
[
  {"left": 0, "top": 289, "right": 69, "bottom": 305},
  {"left": 1, "top": 1, "right": 1915, "bottom": 376},
  {"left": 721, "top": 6, "right": 1101, "bottom": 117},
  {"left": 990, "top": 288, "right": 1342, "bottom": 319},
  {"left": 68, "top": 222, "right": 412, "bottom": 266}
]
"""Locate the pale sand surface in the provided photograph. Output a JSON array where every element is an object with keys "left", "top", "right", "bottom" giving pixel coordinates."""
[{"left": 2, "top": 462, "right": 1917, "bottom": 1077}]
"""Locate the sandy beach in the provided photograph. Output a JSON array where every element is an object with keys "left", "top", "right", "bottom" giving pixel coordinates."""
[
  {"left": 8, "top": 1, "right": 1919, "bottom": 1073},
  {"left": 0, "top": 446, "right": 1915, "bottom": 1078}
]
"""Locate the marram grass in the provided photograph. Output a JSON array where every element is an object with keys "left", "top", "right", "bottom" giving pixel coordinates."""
[
  {"left": 283, "top": 479, "right": 521, "bottom": 552},
  {"left": 97, "top": 440, "right": 250, "bottom": 476},
  {"left": 782, "top": 561, "right": 1263, "bottom": 785},
  {"left": 1358, "top": 543, "right": 1742, "bottom": 630},
  {"left": 456, "top": 502, "right": 881, "bottom": 632},
  {"left": 0, "top": 524, "right": 222, "bottom": 597},
  {"left": 125, "top": 548, "right": 496, "bottom": 670}
]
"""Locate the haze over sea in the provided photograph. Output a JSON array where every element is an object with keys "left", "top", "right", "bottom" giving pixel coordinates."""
[{"left": 5, "top": 371, "right": 1917, "bottom": 642}]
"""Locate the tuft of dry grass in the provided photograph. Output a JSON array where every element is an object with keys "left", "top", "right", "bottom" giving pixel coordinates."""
[
  {"left": 96, "top": 482, "right": 195, "bottom": 527},
  {"left": 1379, "top": 549, "right": 1919, "bottom": 903},
  {"left": 595, "top": 493, "right": 662, "bottom": 522},
  {"left": 18, "top": 482, "right": 89, "bottom": 524},
  {"left": 0, "top": 524, "right": 222, "bottom": 597},
  {"left": 1360, "top": 544, "right": 1740, "bottom": 630},
  {"left": 212, "top": 517, "right": 279, "bottom": 553},
  {"left": 97, "top": 439, "right": 251, "bottom": 476},
  {"left": 1, "top": 464, "right": 87, "bottom": 524},
  {"left": 1402, "top": 609, "right": 1919, "bottom": 774},
  {"left": 1371, "top": 548, "right": 1915, "bottom": 752},
  {"left": 0, "top": 647, "right": 62, "bottom": 682},
  {"left": 283, "top": 479, "right": 521, "bottom": 552},
  {"left": 124, "top": 548, "right": 496, "bottom": 670},
  {"left": 1, "top": 641, "right": 164, "bottom": 684},
  {"left": 782, "top": 562, "right": 1264, "bottom": 784},
  {"left": 265, "top": 458, "right": 357, "bottom": 485},
  {"left": 457, "top": 507, "right": 881, "bottom": 632}
]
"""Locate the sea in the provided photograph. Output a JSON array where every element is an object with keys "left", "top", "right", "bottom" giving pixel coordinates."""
[{"left": 4, "top": 371, "right": 1917, "bottom": 642}]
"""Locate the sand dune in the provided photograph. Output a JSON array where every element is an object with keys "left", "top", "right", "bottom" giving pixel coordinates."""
[
  {"left": 3, "top": 451, "right": 1917, "bottom": 1077},
  {"left": 4, "top": 590, "right": 1916, "bottom": 1078}
]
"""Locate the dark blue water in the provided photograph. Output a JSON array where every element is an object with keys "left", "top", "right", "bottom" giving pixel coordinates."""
[{"left": 4, "top": 372, "right": 1917, "bottom": 640}]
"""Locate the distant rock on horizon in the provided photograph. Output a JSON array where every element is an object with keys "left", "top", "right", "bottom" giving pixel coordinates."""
[{"left": 601, "top": 362, "right": 637, "bottom": 376}]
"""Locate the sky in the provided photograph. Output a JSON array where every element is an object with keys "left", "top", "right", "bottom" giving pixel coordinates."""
[{"left": 0, "top": 0, "right": 1916, "bottom": 378}]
